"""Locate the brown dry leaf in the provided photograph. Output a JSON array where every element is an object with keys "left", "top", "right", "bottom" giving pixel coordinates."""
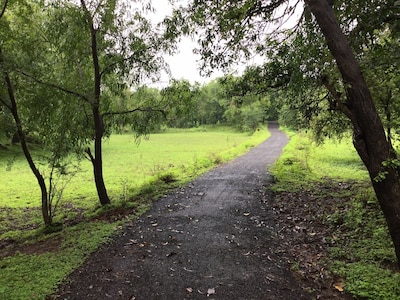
[{"left": 333, "top": 280, "right": 345, "bottom": 292}]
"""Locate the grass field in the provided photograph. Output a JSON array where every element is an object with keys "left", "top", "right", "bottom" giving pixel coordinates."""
[
  {"left": 0, "top": 126, "right": 270, "bottom": 300},
  {"left": 272, "top": 129, "right": 400, "bottom": 299},
  {"left": 1, "top": 128, "right": 261, "bottom": 208},
  {"left": 272, "top": 131, "right": 369, "bottom": 191}
]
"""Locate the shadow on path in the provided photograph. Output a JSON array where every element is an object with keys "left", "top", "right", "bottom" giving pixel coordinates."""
[{"left": 53, "top": 123, "right": 311, "bottom": 300}]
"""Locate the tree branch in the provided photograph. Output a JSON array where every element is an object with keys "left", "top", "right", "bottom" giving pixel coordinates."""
[
  {"left": 85, "top": 147, "right": 95, "bottom": 163},
  {"left": 321, "top": 75, "right": 352, "bottom": 119},
  {"left": 102, "top": 107, "right": 166, "bottom": 118},
  {"left": 16, "top": 69, "right": 90, "bottom": 103},
  {"left": 0, "top": 0, "right": 8, "bottom": 19},
  {"left": 0, "top": 95, "right": 12, "bottom": 111}
]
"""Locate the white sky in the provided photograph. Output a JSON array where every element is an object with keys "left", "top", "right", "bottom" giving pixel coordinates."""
[
  {"left": 163, "top": 37, "right": 222, "bottom": 85},
  {"left": 149, "top": 1, "right": 223, "bottom": 86}
]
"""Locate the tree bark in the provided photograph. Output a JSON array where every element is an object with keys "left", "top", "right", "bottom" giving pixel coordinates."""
[
  {"left": 306, "top": 0, "right": 400, "bottom": 268},
  {"left": 91, "top": 109, "right": 111, "bottom": 206}
]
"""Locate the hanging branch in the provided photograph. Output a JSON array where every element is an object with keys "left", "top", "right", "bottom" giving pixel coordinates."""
[
  {"left": 16, "top": 69, "right": 91, "bottom": 103},
  {"left": 0, "top": 0, "right": 8, "bottom": 19},
  {"left": 102, "top": 107, "right": 166, "bottom": 118},
  {"left": 321, "top": 74, "right": 353, "bottom": 119}
]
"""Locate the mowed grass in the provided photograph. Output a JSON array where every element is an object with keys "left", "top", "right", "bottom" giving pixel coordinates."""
[
  {"left": 1, "top": 128, "right": 264, "bottom": 208},
  {"left": 0, "top": 127, "right": 269, "bottom": 235},
  {"left": 272, "top": 130, "right": 369, "bottom": 191}
]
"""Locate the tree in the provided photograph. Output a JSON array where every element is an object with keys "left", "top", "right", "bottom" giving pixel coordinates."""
[
  {"left": 19, "top": 0, "right": 177, "bottom": 206},
  {"left": 0, "top": 0, "right": 81, "bottom": 226},
  {"left": 161, "top": 79, "right": 199, "bottom": 128},
  {"left": 196, "top": 80, "right": 226, "bottom": 125},
  {"left": 109, "top": 86, "right": 163, "bottom": 133},
  {"left": 184, "top": 0, "right": 400, "bottom": 267}
]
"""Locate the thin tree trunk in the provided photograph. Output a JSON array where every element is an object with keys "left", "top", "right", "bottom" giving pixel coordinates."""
[
  {"left": 306, "top": 0, "right": 400, "bottom": 268},
  {"left": 81, "top": 0, "right": 111, "bottom": 206},
  {"left": 92, "top": 109, "right": 111, "bottom": 206},
  {"left": 1, "top": 50, "right": 51, "bottom": 226}
]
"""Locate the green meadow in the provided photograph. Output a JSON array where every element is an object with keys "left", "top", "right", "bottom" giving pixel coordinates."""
[
  {"left": 0, "top": 126, "right": 269, "bottom": 300},
  {"left": 272, "top": 131, "right": 369, "bottom": 190},
  {"left": 1, "top": 128, "right": 264, "bottom": 209},
  {"left": 272, "top": 130, "right": 400, "bottom": 299},
  {"left": 0, "top": 127, "right": 269, "bottom": 234}
]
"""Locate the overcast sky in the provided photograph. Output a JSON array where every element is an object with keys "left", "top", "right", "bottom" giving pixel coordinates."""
[
  {"left": 163, "top": 37, "right": 221, "bottom": 85},
  {"left": 149, "top": 1, "right": 226, "bottom": 86}
]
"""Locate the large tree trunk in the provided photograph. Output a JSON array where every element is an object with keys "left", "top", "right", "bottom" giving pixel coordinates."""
[{"left": 306, "top": 0, "right": 400, "bottom": 268}]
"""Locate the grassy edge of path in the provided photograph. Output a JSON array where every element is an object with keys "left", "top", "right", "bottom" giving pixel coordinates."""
[{"left": 271, "top": 129, "right": 400, "bottom": 299}]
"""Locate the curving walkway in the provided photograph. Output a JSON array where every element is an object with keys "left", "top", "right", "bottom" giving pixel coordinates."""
[{"left": 54, "top": 122, "right": 310, "bottom": 300}]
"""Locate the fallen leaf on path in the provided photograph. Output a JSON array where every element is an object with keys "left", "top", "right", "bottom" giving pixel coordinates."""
[
  {"left": 207, "top": 288, "right": 216, "bottom": 296},
  {"left": 166, "top": 251, "right": 177, "bottom": 257},
  {"left": 186, "top": 287, "right": 193, "bottom": 293},
  {"left": 183, "top": 267, "right": 195, "bottom": 272}
]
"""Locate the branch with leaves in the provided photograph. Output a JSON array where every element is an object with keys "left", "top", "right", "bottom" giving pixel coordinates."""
[
  {"left": 102, "top": 107, "right": 167, "bottom": 119},
  {"left": 0, "top": 0, "right": 7, "bottom": 19},
  {"left": 16, "top": 69, "right": 90, "bottom": 103}
]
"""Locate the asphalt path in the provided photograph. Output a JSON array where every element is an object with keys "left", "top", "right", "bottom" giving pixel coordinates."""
[{"left": 54, "top": 122, "right": 310, "bottom": 300}]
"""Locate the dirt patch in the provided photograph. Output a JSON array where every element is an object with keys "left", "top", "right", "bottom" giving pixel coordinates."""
[
  {"left": 0, "top": 235, "right": 63, "bottom": 257},
  {"left": 0, "top": 206, "right": 136, "bottom": 258},
  {"left": 272, "top": 182, "right": 354, "bottom": 299}
]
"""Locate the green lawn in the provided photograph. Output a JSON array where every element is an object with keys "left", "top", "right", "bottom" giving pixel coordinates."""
[
  {"left": 0, "top": 127, "right": 266, "bottom": 209},
  {"left": 0, "top": 126, "right": 269, "bottom": 238},
  {"left": 272, "top": 131, "right": 369, "bottom": 192}
]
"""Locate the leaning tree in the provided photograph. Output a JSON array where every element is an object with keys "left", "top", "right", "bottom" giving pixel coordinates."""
[
  {"left": 183, "top": 0, "right": 400, "bottom": 267},
  {"left": 0, "top": 0, "right": 86, "bottom": 225}
]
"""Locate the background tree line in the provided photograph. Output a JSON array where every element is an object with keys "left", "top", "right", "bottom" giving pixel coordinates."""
[{"left": 109, "top": 78, "right": 278, "bottom": 133}]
